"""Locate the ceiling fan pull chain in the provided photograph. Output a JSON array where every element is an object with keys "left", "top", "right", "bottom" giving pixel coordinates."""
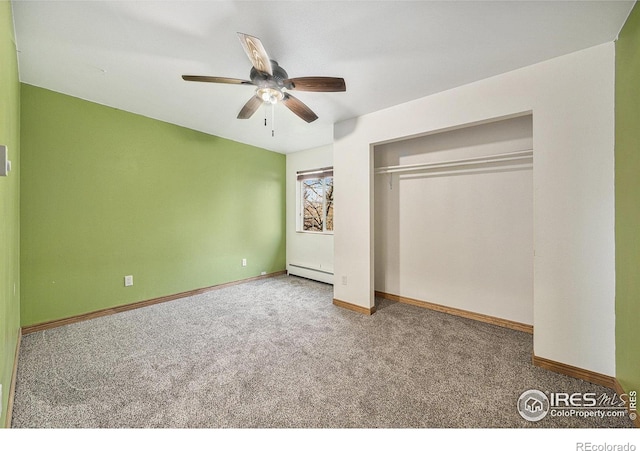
[
  {"left": 264, "top": 105, "right": 267, "bottom": 127},
  {"left": 272, "top": 103, "right": 275, "bottom": 137}
]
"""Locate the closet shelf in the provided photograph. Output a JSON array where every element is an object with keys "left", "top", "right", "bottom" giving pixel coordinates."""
[{"left": 374, "top": 149, "right": 533, "bottom": 174}]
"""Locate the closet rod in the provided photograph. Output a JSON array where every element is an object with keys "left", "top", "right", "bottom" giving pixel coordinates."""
[{"left": 374, "top": 149, "right": 533, "bottom": 174}]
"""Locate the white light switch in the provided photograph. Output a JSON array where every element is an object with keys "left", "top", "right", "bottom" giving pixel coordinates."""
[{"left": 0, "top": 145, "right": 11, "bottom": 177}]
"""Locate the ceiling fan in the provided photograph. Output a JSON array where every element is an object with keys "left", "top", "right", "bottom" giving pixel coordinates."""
[{"left": 182, "top": 33, "right": 346, "bottom": 124}]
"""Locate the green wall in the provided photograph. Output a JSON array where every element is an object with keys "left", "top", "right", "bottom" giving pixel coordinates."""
[
  {"left": 615, "top": 2, "right": 640, "bottom": 397},
  {"left": 20, "top": 84, "right": 285, "bottom": 327},
  {"left": 0, "top": 0, "right": 20, "bottom": 428}
]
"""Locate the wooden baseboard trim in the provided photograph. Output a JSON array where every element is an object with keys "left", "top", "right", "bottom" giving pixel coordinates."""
[
  {"left": 22, "top": 271, "right": 287, "bottom": 335},
  {"left": 532, "top": 355, "right": 616, "bottom": 389},
  {"left": 333, "top": 298, "right": 376, "bottom": 316},
  {"left": 613, "top": 378, "right": 626, "bottom": 399},
  {"left": 614, "top": 378, "right": 640, "bottom": 428},
  {"left": 5, "top": 328, "right": 21, "bottom": 429},
  {"left": 375, "top": 291, "right": 533, "bottom": 334}
]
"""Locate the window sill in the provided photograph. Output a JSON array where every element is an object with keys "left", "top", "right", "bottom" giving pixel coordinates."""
[{"left": 295, "top": 230, "right": 334, "bottom": 236}]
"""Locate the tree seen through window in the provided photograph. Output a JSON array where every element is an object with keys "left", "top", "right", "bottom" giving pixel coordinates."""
[{"left": 302, "top": 176, "right": 333, "bottom": 232}]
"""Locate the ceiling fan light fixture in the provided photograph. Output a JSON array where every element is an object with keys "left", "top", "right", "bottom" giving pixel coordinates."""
[{"left": 257, "top": 87, "right": 284, "bottom": 104}]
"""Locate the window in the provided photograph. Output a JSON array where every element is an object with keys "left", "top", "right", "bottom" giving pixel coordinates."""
[{"left": 297, "top": 167, "right": 333, "bottom": 233}]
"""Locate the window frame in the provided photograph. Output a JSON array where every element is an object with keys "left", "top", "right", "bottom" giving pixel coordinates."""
[{"left": 296, "top": 167, "right": 334, "bottom": 234}]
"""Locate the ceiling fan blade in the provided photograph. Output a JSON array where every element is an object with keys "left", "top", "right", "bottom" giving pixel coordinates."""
[
  {"left": 237, "top": 95, "right": 263, "bottom": 119},
  {"left": 182, "top": 75, "right": 252, "bottom": 85},
  {"left": 282, "top": 93, "right": 318, "bottom": 123},
  {"left": 284, "top": 77, "right": 346, "bottom": 92},
  {"left": 237, "top": 32, "right": 273, "bottom": 76}
]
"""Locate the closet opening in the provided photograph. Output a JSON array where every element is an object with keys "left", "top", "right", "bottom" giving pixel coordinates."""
[{"left": 373, "top": 114, "right": 534, "bottom": 330}]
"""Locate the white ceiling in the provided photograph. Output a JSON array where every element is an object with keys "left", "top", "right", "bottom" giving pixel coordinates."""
[{"left": 12, "top": 1, "right": 635, "bottom": 154}]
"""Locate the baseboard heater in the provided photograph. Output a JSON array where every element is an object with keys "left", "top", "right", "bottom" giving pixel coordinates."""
[{"left": 288, "top": 264, "right": 334, "bottom": 285}]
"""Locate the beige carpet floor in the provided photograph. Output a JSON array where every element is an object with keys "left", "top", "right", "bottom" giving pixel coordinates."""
[{"left": 11, "top": 275, "right": 634, "bottom": 428}]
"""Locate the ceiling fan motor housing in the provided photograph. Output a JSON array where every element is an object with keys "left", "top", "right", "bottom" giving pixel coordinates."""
[{"left": 250, "top": 61, "right": 289, "bottom": 90}]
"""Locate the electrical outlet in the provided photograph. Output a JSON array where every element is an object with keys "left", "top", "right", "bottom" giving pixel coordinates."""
[
  {"left": 124, "top": 275, "right": 133, "bottom": 287},
  {"left": 261, "top": 271, "right": 266, "bottom": 275},
  {"left": 242, "top": 258, "right": 247, "bottom": 267}
]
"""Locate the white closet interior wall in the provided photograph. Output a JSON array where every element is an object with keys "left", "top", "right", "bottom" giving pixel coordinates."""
[{"left": 374, "top": 115, "right": 534, "bottom": 325}]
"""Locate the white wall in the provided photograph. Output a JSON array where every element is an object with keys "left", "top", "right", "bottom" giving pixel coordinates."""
[
  {"left": 374, "top": 115, "right": 533, "bottom": 325},
  {"left": 286, "top": 145, "right": 334, "bottom": 284},
  {"left": 334, "top": 43, "right": 615, "bottom": 376}
]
